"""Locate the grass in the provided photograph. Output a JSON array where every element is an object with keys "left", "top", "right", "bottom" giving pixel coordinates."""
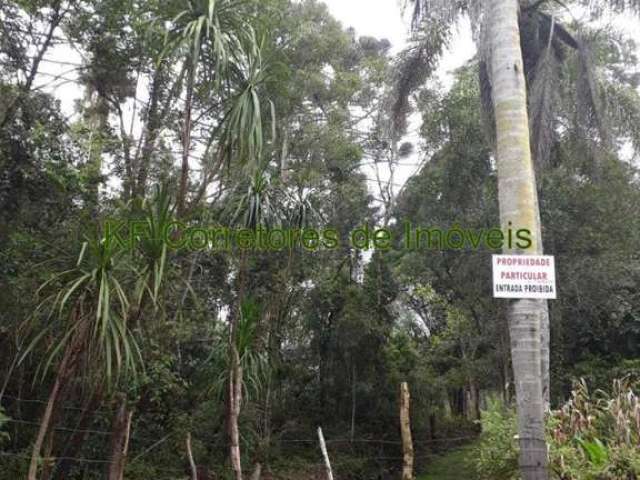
[{"left": 417, "top": 444, "right": 477, "bottom": 480}]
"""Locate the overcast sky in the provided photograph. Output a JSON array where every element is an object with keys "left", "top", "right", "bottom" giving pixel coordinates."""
[
  {"left": 323, "top": 0, "right": 476, "bottom": 83},
  {"left": 321, "top": 0, "right": 477, "bottom": 198},
  {"left": 323, "top": 0, "right": 408, "bottom": 51}
]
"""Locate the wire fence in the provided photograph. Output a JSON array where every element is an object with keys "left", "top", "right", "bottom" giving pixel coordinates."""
[{"left": 1, "top": 393, "right": 478, "bottom": 472}]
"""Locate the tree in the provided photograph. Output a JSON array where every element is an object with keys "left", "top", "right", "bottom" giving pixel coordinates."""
[
  {"left": 397, "top": 1, "right": 550, "bottom": 474},
  {"left": 487, "top": 1, "right": 548, "bottom": 477},
  {"left": 158, "top": 0, "right": 266, "bottom": 217},
  {"left": 396, "top": 0, "right": 640, "bottom": 477},
  {"left": 22, "top": 189, "right": 172, "bottom": 480},
  {"left": 2, "top": 1, "right": 639, "bottom": 479}
]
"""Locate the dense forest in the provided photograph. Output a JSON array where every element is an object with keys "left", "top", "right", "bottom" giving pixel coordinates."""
[{"left": 1, "top": 0, "right": 640, "bottom": 479}]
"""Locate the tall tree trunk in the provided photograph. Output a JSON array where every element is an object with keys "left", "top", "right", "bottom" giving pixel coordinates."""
[
  {"left": 177, "top": 61, "right": 195, "bottom": 217},
  {"left": 107, "top": 396, "right": 133, "bottom": 480},
  {"left": 229, "top": 342, "right": 243, "bottom": 480},
  {"left": 540, "top": 308, "right": 550, "bottom": 410},
  {"left": 26, "top": 373, "right": 64, "bottom": 480},
  {"left": 84, "top": 90, "right": 109, "bottom": 208},
  {"left": 40, "top": 427, "right": 55, "bottom": 480},
  {"left": 228, "top": 301, "right": 244, "bottom": 480},
  {"left": 134, "top": 62, "right": 188, "bottom": 199},
  {"left": 52, "top": 391, "right": 102, "bottom": 480},
  {"left": 27, "top": 342, "right": 78, "bottom": 480},
  {"left": 466, "top": 379, "right": 480, "bottom": 422},
  {"left": 249, "top": 463, "right": 262, "bottom": 480},
  {"left": 133, "top": 66, "right": 163, "bottom": 198},
  {"left": 186, "top": 432, "right": 198, "bottom": 480},
  {"left": 227, "top": 251, "right": 251, "bottom": 480},
  {"left": 488, "top": 0, "right": 549, "bottom": 478},
  {"left": 399, "top": 382, "right": 414, "bottom": 480},
  {"left": 280, "top": 128, "right": 289, "bottom": 182}
]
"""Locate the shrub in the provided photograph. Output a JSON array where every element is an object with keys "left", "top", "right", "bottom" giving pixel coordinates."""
[
  {"left": 475, "top": 379, "right": 640, "bottom": 480},
  {"left": 548, "top": 377, "right": 640, "bottom": 479},
  {"left": 474, "top": 398, "right": 519, "bottom": 480}
]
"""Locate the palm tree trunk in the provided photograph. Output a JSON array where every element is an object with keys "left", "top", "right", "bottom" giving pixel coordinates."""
[
  {"left": 488, "top": 0, "right": 549, "bottom": 478},
  {"left": 229, "top": 342, "right": 243, "bottom": 480},
  {"left": 27, "top": 340, "right": 78, "bottom": 480},
  {"left": 107, "top": 396, "right": 133, "bottom": 480},
  {"left": 540, "top": 309, "right": 550, "bottom": 409},
  {"left": 466, "top": 378, "right": 480, "bottom": 421},
  {"left": 134, "top": 62, "right": 187, "bottom": 198},
  {"left": 52, "top": 390, "right": 102, "bottom": 480},
  {"left": 27, "top": 373, "right": 64, "bottom": 479},
  {"left": 40, "top": 427, "right": 55, "bottom": 480},
  {"left": 227, "top": 250, "right": 250, "bottom": 480},
  {"left": 134, "top": 66, "right": 163, "bottom": 199},
  {"left": 177, "top": 61, "right": 195, "bottom": 217}
]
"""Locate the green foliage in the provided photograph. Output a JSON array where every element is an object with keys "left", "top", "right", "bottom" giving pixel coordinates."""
[
  {"left": 548, "top": 378, "right": 640, "bottom": 479},
  {"left": 1, "top": 1, "right": 640, "bottom": 479},
  {"left": 575, "top": 437, "right": 609, "bottom": 467},
  {"left": 218, "top": 41, "right": 273, "bottom": 168},
  {"left": 20, "top": 187, "right": 173, "bottom": 391},
  {"left": 418, "top": 445, "right": 477, "bottom": 480},
  {"left": 474, "top": 399, "right": 519, "bottom": 480},
  {"left": 474, "top": 380, "right": 640, "bottom": 479}
]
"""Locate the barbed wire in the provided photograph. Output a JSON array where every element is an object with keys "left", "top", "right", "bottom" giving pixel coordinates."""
[
  {"left": 280, "top": 434, "right": 477, "bottom": 445},
  {"left": 3, "top": 418, "right": 112, "bottom": 437},
  {"left": 0, "top": 394, "right": 478, "bottom": 472},
  {"left": 0, "top": 451, "right": 186, "bottom": 474},
  {"left": 1, "top": 394, "right": 109, "bottom": 415},
  {"left": 2, "top": 410, "right": 477, "bottom": 446},
  {"left": 0, "top": 439, "right": 475, "bottom": 470}
]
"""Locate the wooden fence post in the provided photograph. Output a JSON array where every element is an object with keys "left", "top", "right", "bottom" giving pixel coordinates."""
[
  {"left": 400, "top": 382, "right": 414, "bottom": 480},
  {"left": 186, "top": 432, "right": 197, "bottom": 480},
  {"left": 317, "top": 427, "right": 334, "bottom": 480}
]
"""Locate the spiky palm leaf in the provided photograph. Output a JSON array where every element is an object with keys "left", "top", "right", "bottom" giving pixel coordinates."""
[
  {"left": 158, "top": 0, "right": 274, "bottom": 201},
  {"left": 25, "top": 233, "right": 140, "bottom": 388},
  {"left": 159, "top": 0, "right": 257, "bottom": 87},
  {"left": 208, "top": 298, "right": 270, "bottom": 403},
  {"left": 395, "top": 0, "right": 639, "bottom": 169},
  {"left": 284, "top": 186, "right": 323, "bottom": 230},
  {"left": 136, "top": 185, "right": 173, "bottom": 307},
  {"left": 218, "top": 38, "right": 275, "bottom": 169},
  {"left": 228, "top": 168, "right": 284, "bottom": 230},
  {"left": 23, "top": 188, "right": 174, "bottom": 390},
  {"left": 389, "top": 0, "right": 471, "bottom": 137},
  {"left": 528, "top": 21, "right": 562, "bottom": 167}
]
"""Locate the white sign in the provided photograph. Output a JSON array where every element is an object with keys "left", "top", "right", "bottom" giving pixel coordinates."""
[{"left": 492, "top": 255, "right": 557, "bottom": 299}]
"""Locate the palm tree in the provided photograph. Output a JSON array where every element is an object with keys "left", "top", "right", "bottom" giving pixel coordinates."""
[
  {"left": 22, "top": 188, "right": 171, "bottom": 480},
  {"left": 397, "top": 1, "right": 640, "bottom": 478},
  {"left": 158, "top": 0, "right": 266, "bottom": 217},
  {"left": 224, "top": 167, "right": 280, "bottom": 480},
  {"left": 221, "top": 164, "right": 319, "bottom": 478},
  {"left": 24, "top": 234, "right": 138, "bottom": 480},
  {"left": 160, "top": 2, "right": 275, "bottom": 473},
  {"left": 486, "top": 1, "right": 548, "bottom": 477}
]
